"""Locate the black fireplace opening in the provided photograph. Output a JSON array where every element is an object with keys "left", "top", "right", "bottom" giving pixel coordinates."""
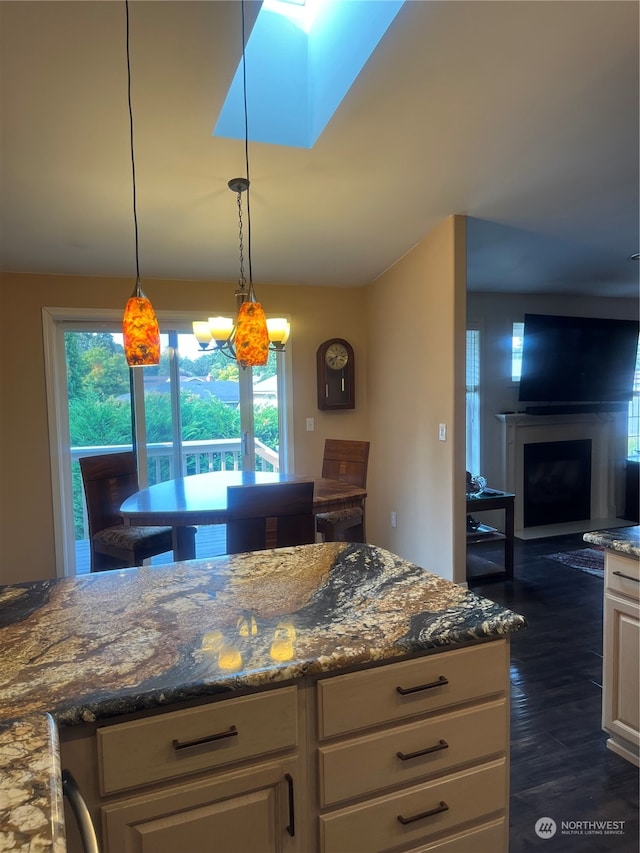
[{"left": 523, "top": 439, "right": 592, "bottom": 527}]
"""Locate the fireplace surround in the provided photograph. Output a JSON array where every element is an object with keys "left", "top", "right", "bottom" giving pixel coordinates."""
[{"left": 496, "top": 411, "right": 628, "bottom": 537}]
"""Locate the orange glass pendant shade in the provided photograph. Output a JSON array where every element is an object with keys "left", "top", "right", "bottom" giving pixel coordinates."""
[
  {"left": 123, "top": 283, "right": 160, "bottom": 366},
  {"left": 234, "top": 301, "right": 269, "bottom": 367}
]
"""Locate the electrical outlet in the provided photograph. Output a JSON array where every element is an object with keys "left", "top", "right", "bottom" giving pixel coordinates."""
[
  {"left": 438, "top": 423, "right": 447, "bottom": 441},
  {"left": 306, "top": 418, "right": 314, "bottom": 432},
  {"left": 390, "top": 511, "right": 397, "bottom": 528}
]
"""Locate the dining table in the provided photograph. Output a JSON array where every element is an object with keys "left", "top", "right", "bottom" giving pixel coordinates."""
[{"left": 120, "top": 470, "right": 367, "bottom": 561}]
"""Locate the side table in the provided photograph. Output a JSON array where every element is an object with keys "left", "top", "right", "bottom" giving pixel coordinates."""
[{"left": 466, "top": 489, "right": 515, "bottom": 581}]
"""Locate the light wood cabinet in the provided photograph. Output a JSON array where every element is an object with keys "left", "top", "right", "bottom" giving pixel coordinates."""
[
  {"left": 101, "top": 759, "right": 299, "bottom": 853},
  {"left": 602, "top": 551, "right": 640, "bottom": 766},
  {"left": 61, "top": 640, "right": 511, "bottom": 853},
  {"left": 313, "top": 640, "right": 510, "bottom": 853},
  {"left": 61, "top": 687, "right": 302, "bottom": 853}
]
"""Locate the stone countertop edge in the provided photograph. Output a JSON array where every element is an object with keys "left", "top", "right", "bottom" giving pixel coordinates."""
[
  {"left": 583, "top": 525, "right": 640, "bottom": 558},
  {"left": 0, "top": 541, "right": 526, "bottom": 852},
  {"left": 0, "top": 714, "right": 66, "bottom": 853}
]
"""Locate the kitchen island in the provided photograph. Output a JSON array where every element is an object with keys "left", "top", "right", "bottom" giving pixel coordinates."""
[
  {"left": 0, "top": 542, "right": 526, "bottom": 853},
  {"left": 584, "top": 526, "right": 639, "bottom": 767}
]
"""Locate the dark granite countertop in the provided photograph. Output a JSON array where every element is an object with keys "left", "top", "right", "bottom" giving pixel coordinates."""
[
  {"left": 583, "top": 525, "right": 640, "bottom": 558},
  {"left": 0, "top": 542, "right": 526, "bottom": 851}
]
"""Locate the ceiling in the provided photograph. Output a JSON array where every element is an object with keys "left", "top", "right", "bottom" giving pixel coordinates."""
[{"left": 1, "top": 1, "right": 638, "bottom": 298}]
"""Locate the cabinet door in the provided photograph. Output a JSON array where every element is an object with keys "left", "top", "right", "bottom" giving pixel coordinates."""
[
  {"left": 102, "top": 760, "right": 299, "bottom": 853},
  {"left": 603, "top": 592, "right": 640, "bottom": 748}
]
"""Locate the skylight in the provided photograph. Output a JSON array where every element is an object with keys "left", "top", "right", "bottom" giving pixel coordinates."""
[
  {"left": 262, "top": 0, "right": 322, "bottom": 34},
  {"left": 214, "top": 0, "right": 405, "bottom": 149}
]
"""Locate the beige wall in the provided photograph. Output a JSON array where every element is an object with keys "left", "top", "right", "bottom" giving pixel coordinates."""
[
  {"left": 0, "top": 272, "right": 369, "bottom": 583},
  {"left": 1, "top": 215, "right": 466, "bottom": 585},
  {"left": 366, "top": 215, "right": 467, "bottom": 582}
]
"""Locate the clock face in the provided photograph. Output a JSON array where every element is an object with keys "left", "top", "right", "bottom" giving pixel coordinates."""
[{"left": 325, "top": 343, "right": 349, "bottom": 370}]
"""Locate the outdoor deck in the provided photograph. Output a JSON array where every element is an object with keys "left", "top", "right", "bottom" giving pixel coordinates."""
[{"left": 75, "top": 525, "right": 227, "bottom": 575}]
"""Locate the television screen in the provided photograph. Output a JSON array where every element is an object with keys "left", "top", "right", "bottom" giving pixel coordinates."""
[{"left": 518, "top": 313, "right": 639, "bottom": 404}]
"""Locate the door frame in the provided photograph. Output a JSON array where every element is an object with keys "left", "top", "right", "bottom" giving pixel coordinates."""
[{"left": 42, "top": 307, "right": 294, "bottom": 577}]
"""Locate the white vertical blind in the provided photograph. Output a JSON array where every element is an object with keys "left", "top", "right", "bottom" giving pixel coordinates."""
[{"left": 466, "top": 328, "right": 480, "bottom": 475}]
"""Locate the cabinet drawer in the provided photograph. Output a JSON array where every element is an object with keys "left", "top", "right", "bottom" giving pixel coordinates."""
[
  {"left": 98, "top": 687, "right": 297, "bottom": 794},
  {"left": 317, "top": 641, "right": 507, "bottom": 739},
  {"left": 606, "top": 552, "right": 640, "bottom": 601},
  {"left": 409, "top": 816, "right": 506, "bottom": 852},
  {"left": 319, "top": 698, "right": 507, "bottom": 806},
  {"left": 319, "top": 758, "right": 506, "bottom": 853}
]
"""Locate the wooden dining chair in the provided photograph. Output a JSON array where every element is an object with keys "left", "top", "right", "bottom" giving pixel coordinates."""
[
  {"left": 79, "top": 451, "right": 196, "bottom": 572},
  {"left": 226, "top": 481, "right": 316, "bottom": 555},
  {"left": 316, "top": 439, "right": 370, "bottom": 543}
]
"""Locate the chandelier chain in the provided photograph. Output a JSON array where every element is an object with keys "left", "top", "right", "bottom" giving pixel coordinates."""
[{"left": 236, "top": 189, "right": 246, "bottom": 290}]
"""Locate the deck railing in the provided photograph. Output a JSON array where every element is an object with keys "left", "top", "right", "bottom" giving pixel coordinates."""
[{"left": 71, "top": 439, "right": 279, "bottom": 541}]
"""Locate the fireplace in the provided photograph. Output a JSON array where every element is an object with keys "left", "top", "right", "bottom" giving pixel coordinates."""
[
  {"left": 496, "top": 411, "right": 627, "bottom": 537},
  {"left": 523, "top": 439, "right": 591, "bottom": 527}
]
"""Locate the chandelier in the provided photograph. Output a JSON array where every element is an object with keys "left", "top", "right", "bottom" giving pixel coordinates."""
[
  {"left": 192, "top": 2, "right": 289, "bottom": 369},
  {"left": 121, "top": 0, "right": 160, "bottom": 367}
]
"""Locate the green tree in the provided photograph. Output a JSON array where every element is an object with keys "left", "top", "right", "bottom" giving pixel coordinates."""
[
  {"left": 69, "top": 395, "right": 132, "bottom": 446},
  {"left": 81, "top": 348, "right": 130, "bottom": 400},
  {"left": 65, "top": 333, "right": 84, "bottom": 401},
  {"left": 253, "top": 405, "right": 279, "bottom": 448}
]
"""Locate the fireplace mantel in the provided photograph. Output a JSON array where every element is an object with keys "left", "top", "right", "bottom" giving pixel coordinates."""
[{"left": 496, "top": 412, "right": 628, "bottom": 537}]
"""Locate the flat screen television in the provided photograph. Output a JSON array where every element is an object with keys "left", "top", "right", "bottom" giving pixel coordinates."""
[{"left": 518, "top": 313, "right": 639, "bottom": 404}]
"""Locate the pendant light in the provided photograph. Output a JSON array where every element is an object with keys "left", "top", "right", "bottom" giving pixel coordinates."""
[
  {"left": 122, "top": 0, "right": 160, "bottom": 367},
  {"left": 192, "top": 0, "right": 290, "bottom": 368}
]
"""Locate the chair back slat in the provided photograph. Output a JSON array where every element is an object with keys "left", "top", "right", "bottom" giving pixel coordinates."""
[
  {"left": 321, "top": 439, "right": 370, "bottom": 488},
  {"left": 226, "top": 481, "right": 315, "bottom": 555},
  {"left": 79, "top": 451, "right": 139, "bottom": 536}
]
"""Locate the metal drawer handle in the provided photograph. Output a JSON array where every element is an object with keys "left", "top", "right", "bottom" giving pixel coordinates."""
[
  {"left": 396, "top": 676, "right": 448, "bottom": 695},
  {"left": 397, "top": 739, "right": 449, "bottom": 761},
  {"left": 62, "top": 770, "right": 100, "bottom": 853},
  {"left": 398, "top": 800, "right": 449, "bottom": 826},
  {"left": 285, "top": 773, "right": 295, "bottom": 837},
  {"left": 612, "top": 570, "right": 640, "bottom": 584},
  {"left": 172, "top": 725, "right": 238, "bottom": 751}
]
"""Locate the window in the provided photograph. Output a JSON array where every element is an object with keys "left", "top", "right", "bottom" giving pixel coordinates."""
[
  {"left": 43, "top": 308, "right": 292, "bottom": 576},
  {"left": 629, "top": 343, "right": 640, "bottom": 455},
  {"left": 466, "top": 328, "right": 481, "bottom": 475},
  {"left": 512, "top": 322, "right": 524, "bottom": 382}
]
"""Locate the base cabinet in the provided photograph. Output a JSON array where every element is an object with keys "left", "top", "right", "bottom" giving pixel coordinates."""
[
  {"left": 102, "top": 760, "right": 298, "bottom": 853},
  {"left": 602, "top": 551, "right": 640, "bottom": 766},
  {"left": 61, "top": 640, "right": 510, "bottom": 853},
  {"left": 313, "top": 640, "right": 510, "bottom": 853},
  {"left": 61, "top": 686, "right": 302, "bottom": 853}
]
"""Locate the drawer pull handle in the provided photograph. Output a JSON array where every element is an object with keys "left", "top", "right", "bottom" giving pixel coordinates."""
[
  {"left": 397, "top": 739, "right": 449, "bottom": 761},
  {"left": 397, "top": 676, "right": 448, "bottom": 695},
  {"left": 62, "top": 770, "right": 100, "bottom": 853},
  {"left": 612, "top": 570, "right": 640, "bottom": 583},
  {"left": 397, "top": 800, "right": 449, "bottom": 825},
  {"left": 172, "top": 725, "right": 238, "bottom": 751},
  {"left": 285, "top": 773, "right": 295, "bottom": 837}
]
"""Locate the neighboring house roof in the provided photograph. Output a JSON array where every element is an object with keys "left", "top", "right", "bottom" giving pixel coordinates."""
[
  {"left": 121, "top": 376, "right": 241, "bottom": 405},
  {"left": 177, "top": 378, "right": 240, "bottom": 405}
]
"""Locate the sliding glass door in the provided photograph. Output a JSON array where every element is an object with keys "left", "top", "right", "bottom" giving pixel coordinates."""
[{"left": 43, "top": 308, "right": 291, "bottom": 576}]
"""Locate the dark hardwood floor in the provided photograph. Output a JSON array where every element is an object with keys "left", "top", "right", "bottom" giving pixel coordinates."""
[{"left": 468, "top": 532, "right": 639, "bottom": 853}]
